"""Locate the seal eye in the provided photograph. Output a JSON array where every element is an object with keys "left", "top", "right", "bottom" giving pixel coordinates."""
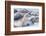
[
  {"left": 27, "top": 23, "right": 30, "bottom": 26},
  {"left": 14, "top": 14, "right": 23, "bottom": 21},
  {"left": 14, "top": 9, "right": 18, "bottom": 13}
]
